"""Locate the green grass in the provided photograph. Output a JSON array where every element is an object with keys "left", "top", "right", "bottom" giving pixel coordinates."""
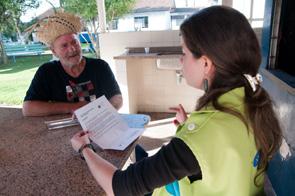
[
  {"left": 0, "top": 53, "right": 96, "bottom": 105},
  {"left": 0, "top": 55, "right": 52, "bottom": 105}
]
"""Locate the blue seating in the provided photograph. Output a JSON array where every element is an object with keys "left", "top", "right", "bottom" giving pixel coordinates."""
[{"left": 4, "top": 43, "right": 47, "bottom": 63}]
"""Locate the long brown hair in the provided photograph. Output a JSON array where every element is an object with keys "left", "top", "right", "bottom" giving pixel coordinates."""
[{"left": 180, "top": 6, "right": 282, "bottom": 185}]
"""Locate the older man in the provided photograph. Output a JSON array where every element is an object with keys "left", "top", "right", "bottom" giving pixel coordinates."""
[{"left": 23, "top": 11, "right": 122, "bottom": 116}]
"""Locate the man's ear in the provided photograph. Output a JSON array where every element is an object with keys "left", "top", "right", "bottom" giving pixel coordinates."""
[
  {"left": 50, "top": 45, "right": 57, "bottom": 57},
  {"left": 202, "top": 55, "right": 215, "bottom": 76}
]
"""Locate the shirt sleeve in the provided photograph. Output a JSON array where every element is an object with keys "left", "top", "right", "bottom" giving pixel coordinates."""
[
  {"left": 99, "top": 60, "right": 121, "bottom": 99},
  {"left": 24, "top": 65, "right": 50, "bottom": 101},
  {"left": 112, "top": 137, "right": 202, "bottom": 196}
]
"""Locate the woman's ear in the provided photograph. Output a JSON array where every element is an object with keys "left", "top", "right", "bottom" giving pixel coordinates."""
[{"left": 202, "top": 55, "right": 215, "bottom": 76}]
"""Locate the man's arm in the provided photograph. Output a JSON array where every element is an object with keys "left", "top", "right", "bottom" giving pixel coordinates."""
[
  {"left": 109, "top": 94, "right": 123, "bottom": 110},
  {"left": 22, "top": 100, "right": 87, "bottom": 117}
]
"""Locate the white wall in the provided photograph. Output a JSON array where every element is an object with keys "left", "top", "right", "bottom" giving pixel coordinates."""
[
  {"left": 100, "top": 30, "right": 181, "bottom": 70},
  {"left": 99, "top": 28, "right": 262, "bottom": 114},
  {"left": 174, "top": 0, "right": 219, "bottom": 7},
  {"left": 120, "top": 58, "right": 203, "bottom": 113},
  {"left": 100, "top": 30, "right": 197, "bottom": 113}
]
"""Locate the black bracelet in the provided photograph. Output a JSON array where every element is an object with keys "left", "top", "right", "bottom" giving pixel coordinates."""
[{"left": 78, "top": 143, "right": 95, "bottom": 160}]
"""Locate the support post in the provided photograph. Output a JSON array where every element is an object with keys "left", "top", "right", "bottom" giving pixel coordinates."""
[
  {"left": 222, "top": 0, "right": 233, "bottom": 7},
  {"left": 96, "top": 0, "right": 107, "bottom": 33}
]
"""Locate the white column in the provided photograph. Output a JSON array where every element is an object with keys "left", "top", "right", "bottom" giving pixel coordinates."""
[
  {"left": 222, "top": 0, "right": 233, "bottom": 7},
  {"left": 96, "top": 0, "right": 107, "bottom": 33}
]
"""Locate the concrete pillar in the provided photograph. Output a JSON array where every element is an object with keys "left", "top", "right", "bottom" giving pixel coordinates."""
[
  {"left": 96, "top": 0, "right": 107, "bottom": 33},
  {"left": 222, "top": 0, "right": 233, "bottom": 7}
]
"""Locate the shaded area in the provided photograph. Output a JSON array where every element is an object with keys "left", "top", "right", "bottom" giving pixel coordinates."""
[
  {"left": 0, "top": 55, "right": 52, "bottom": 74},
  {"left": 126, "top": 112, "right": 176, "bottom": 163}
]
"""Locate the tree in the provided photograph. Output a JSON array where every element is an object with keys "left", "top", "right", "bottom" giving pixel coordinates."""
[
  {"left": 0, "top": 0, "right": 39, "bottom": 41},
  {"left": 105, "top": 0, "right": 136, "bottom": 22},
  {"left": 0, "top": 0, "right": 39, "bottom": 64},
  {"left": 61, "top": 0, "right": 135, "bottom": 57}
]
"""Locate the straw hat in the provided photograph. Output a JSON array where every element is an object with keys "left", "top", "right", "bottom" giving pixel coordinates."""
[{"left": 35, "top": 11, "right": 83, "bottom": 46}]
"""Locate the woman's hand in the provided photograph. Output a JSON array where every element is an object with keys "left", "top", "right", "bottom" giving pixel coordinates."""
[
  {"left": 169, "top": 104, "right": 187, "bottom": 125},
  {"left": 70, "top": 131, "right": 91, "bottom": 152}
]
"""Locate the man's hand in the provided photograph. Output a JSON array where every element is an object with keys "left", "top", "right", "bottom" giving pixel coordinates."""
[
  {"left": 109, "top": 94, "right": 123, "bottom": 110},
  {"left": 71, "top": 101, "right": 88, "bottom": 111}
]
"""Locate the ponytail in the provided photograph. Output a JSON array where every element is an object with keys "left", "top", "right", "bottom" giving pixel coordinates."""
[
  {"left": 196, "top": 80, "right": 283, "bottom": 186},
  {"left": 244, "top": 85, "right": 282, "bottom": 185}
]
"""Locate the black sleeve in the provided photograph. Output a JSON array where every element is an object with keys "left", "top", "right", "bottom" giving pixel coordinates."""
[
  {"left": 112, "top": 138, "right": 202, "bottom": 196},
  {"left": 24, "top": 64, "right": 50, "bottom": 101},
  {"left": 99, "top": 60, "right": 121, "bottom": 99}
]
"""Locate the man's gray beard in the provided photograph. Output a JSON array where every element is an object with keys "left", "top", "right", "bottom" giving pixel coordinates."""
[{"left": 62, "top": 55, "right": 83, "bottom": 68}]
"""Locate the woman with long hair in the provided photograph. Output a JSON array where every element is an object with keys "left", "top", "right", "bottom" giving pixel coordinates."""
[{"left": 71, "top": 6, "right": 282, "bottom": 196}]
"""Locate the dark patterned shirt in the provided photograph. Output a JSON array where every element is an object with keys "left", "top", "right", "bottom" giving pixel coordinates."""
[{"left": 24, "top": 57, "right": 121, "bottom": 102}]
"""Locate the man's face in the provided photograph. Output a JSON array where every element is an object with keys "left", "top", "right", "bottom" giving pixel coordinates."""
[{"left": 51, "top": 33, "right": 82, "bottom": 67}]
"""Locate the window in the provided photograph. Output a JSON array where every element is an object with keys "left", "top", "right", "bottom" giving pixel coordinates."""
[
  {"left": 233, "top": 0, "right": 266, "bottom": 27},
  {"left": 109, "top": 19, "right": 118, "bottom": 30},
  {"left": 134, "top": 16, "right": 148, "bottom": 30},
  {"left": 171, "top": 15, "right": 185, "bottom": 26},
  {"left": 264, "top": 0, "right": 295, "bottom": 87}
]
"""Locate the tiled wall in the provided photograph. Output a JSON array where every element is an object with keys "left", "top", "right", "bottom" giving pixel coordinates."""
[
  {"left": 122, "top": 58, "right": 202, "bottom": 113},
  {"left": 100, "top": 30, "right": 197, "bottom": 113},
  {"left": 99, "top": 29, "right": 262, "bottom": 113}
]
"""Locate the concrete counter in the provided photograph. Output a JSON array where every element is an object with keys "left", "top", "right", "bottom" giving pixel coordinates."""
[
  {"left": 114, "top": 46, "right": 182, "bottom": 60},
  {"left": 0, "top": 107, "right": 135, "bottom": 195}
]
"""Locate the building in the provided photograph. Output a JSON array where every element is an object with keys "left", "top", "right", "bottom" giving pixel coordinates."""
[{"left": 109, "top": 0, "right": 215, "bottom": 32}]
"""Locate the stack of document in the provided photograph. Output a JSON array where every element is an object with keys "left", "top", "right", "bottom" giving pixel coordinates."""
[{"left": 74, "top": 96, "right": 150, "bottom": 150}]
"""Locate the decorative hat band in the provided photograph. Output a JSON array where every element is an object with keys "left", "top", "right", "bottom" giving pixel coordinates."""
[
  {"left": 243, "top": 73, "right": 263, "bottom": 92},
  {"left": 46, "top": 16, "right": 77, "bottom": 32},
  {"left": 33, "top": 11, "right": 83, "bottom": 46}
]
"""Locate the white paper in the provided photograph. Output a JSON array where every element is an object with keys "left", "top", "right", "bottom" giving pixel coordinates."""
[{"left": 74, "top": 96, "right": 145, "bottom": 150}]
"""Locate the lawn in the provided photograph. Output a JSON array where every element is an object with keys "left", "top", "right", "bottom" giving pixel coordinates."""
[
  {"left": 0, "top": 55, "right": 52, "bottom": 105},
  {"left": 0, "top": 53, "right": 96, "bottom": 105}
]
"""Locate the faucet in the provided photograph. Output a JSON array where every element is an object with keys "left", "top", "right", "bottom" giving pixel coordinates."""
[{"left": 176, "top": 70, "right": 183, "bottom": 85}]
